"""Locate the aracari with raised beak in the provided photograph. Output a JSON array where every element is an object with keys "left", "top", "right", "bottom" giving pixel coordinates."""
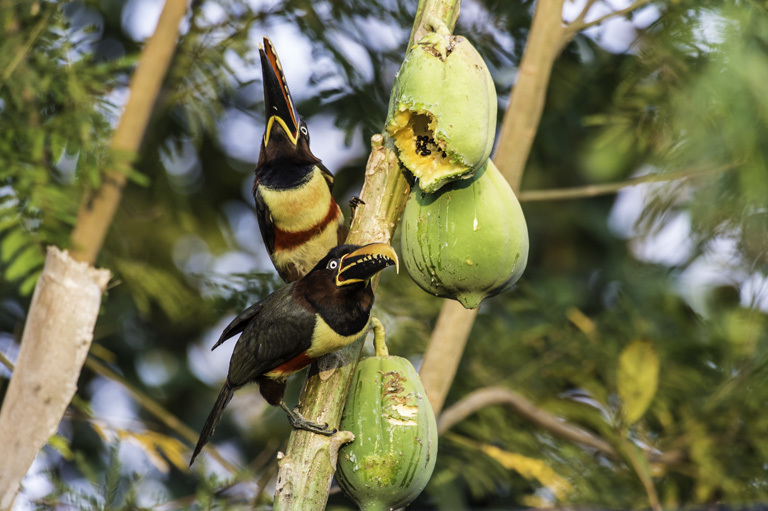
[
  {"left": 254, "top": 37, "right": 347, "bottom": 283},
  {"left": 190, "top": 243, "right": 398, "bottom": 465}
]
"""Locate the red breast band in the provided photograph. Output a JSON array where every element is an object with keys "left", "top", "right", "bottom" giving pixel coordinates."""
[{"left": 273, "top": 201, "right": 341, "bottom": 251}]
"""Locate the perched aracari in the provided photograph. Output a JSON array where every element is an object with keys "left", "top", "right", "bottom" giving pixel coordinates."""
[
  {"left": 254, "top": 37, "right": 347, "bottom": 283},
  {"left": 190, "top": 243, "right": 398, "bottom": 465}
]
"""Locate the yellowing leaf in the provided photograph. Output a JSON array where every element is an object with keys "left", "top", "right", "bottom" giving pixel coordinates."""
[
  {"left": 120, "top": 430, "right": 189, "bottom": 474},
  {"left": 479, "top": 443, "right": 572, "bottom": 500},
  {"left": 617, "top": 339, "right": 659, "bottom": 424}
]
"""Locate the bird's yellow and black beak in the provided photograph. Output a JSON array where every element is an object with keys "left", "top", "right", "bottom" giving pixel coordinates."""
[
  {"left": 260, "top": 36, "right": 300, "bottom": 148},
  {"left": 336, "top": 243, "right": 399, "bottom": 287}
]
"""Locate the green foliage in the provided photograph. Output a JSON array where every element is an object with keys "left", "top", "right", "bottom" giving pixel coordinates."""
[
  {"left": 3, "top": 0, "right": 768, "bottom": 510},
  {"left": 0, "top": 2, "right": 128, "bottom": 292}
]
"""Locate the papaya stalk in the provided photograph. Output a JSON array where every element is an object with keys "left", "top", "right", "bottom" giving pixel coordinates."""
[{"left": 272, "top": 2, "right": 461, "bottom": 509}]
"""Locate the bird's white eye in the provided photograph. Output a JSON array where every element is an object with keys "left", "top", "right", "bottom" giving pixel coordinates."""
[
  {"left": 328, "top": 259, "right": 339, "bottom": 270},
  {"left": 300, "top": 126, "right": 308, "bottom": 135}
]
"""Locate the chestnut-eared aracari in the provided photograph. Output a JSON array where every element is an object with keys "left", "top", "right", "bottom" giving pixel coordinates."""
[
  {"left": 255, "top": 37, "right": 347, "bottom": 283},
  {"left": 190, "top": 243, "right": 398, "bottom": 465}
]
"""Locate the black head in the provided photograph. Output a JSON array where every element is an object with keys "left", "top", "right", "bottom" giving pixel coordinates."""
[
  {"left": 259, "top": 37, "right": 316, "bottom": 163},
  {"left": 308, "top": 243, "right": 399, "bottom": 288}
]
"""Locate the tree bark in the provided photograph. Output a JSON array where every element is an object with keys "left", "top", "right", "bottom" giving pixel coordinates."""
[
  {"left": 272, "top": 1, "right": 461, "bottom": 507},
  {"left": 0, "top": 248, "right": 110, "bottom": 509}
]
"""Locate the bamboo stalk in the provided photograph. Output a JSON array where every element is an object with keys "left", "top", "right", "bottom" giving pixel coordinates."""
[{"left": 272, "top": 2, "right": 461, "bottom": 508}]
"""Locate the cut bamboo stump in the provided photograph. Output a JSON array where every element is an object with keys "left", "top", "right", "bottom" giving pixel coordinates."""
[{"left": 0, "top": 247, "right": 110, "bottom": 510}]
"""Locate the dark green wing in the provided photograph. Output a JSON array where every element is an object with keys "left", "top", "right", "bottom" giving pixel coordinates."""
[
  {"left": 226, "top": 288, "right": 316, "bottom": 386},
  {"left": 212, "top": 297, "right": 268, "bottom": 351}
]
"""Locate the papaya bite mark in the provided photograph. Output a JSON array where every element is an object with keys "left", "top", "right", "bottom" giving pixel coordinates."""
[
  {"left": 388, "top": 110, "right": 460, "bottom": 184},
  {"left": 385, "top": 31, "right": 497, "bottom": 193}
]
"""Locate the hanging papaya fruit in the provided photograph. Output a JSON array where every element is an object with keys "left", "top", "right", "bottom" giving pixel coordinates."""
[
  {"left": 386, "top": 30, "right": 497, "bottom": 193},
  {"left": 400, "top": 159, "right": 529, "bottom": 309},
  {"left": 337, "top": 320, "right": 438, "bottom": 511}
]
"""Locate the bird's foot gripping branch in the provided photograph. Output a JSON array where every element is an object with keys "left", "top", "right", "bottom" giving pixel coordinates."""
[{"left": 190, "top": 244, "right": 398, "bottom": 466}]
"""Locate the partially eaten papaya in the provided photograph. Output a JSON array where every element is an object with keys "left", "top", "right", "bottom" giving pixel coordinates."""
[
  {"left": 336, "top": 319, "right": 438, "bottom": 511},
  {"left": 386, "top": 31, "right": 497, "bottom": 193}
]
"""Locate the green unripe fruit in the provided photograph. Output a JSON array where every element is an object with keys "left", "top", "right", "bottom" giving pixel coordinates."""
[
  {"left": 386, "top": 31, "right": 497, "bottom": 193},
  {"left": 401, "top": 159, "right": 529, "bottom": 309},
  {"left": 337, "top": 347, "right": 438, "bottom": 511}
]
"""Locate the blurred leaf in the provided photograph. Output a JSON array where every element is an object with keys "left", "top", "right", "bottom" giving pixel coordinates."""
[
  {"left": 112, "top": 258, "right": 200, "bottom": 321},
  {"left": 617, "top": 339, "right": 660, "bottom": 424},
  {"left": 478, "top": 441, "right": 573, "bottom": 500},
  {"left": 4, "top": 244, "right": 45, "bottom": 284},
  {"left": 48, "top": 433, "right": 75, "bottom": 461},
  {"left": 120, "top": 430, "right": 189, "bottom": 474}
]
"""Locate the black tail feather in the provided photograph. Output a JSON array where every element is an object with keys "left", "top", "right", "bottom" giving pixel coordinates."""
[{"left": 190, "top": 383, "right": 235, "bottom": 466}]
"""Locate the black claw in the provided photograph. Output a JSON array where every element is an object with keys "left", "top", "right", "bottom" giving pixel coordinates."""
[{"left": 281, "top": 402, "right": 336, "bottom": 436}]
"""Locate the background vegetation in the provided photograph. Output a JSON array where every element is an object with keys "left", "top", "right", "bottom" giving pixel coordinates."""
[{"left": 1, "top": 0, "right": 767, "bottom": 509}]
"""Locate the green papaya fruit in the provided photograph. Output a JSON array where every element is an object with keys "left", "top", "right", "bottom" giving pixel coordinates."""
[
  {"left": 386, "top": 31, "right": 497, "bottom": 193},
  {"left": 401, "top": 159, "right": 529, "bottom": 309},
  {"left": 336, "top": 322, "right": 438, "bottom": 511}
]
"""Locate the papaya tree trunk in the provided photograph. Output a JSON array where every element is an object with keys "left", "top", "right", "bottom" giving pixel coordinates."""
[
  {"left": 272, "top": 1, "right": 461, "bottom": 508},
  {"left": 0, "top": 1, "right": 188, "bottom": 506}
]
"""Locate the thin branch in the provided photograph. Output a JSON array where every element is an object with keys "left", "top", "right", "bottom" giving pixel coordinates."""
[
  {"left": 518, "top": 163, "right": 738, "bottom": 202},
  {"left": 438, "top": 386, "right": 684, "bottom": 465},
  {"left": 565, "top": 0, "right": 654, "bottom": 35},
  {"left": 439, "top": 386, "right": 616, "bottom": 456},
  {"left": 571, "top": 0, "right": 599, "bottom": 27},
  {"left": 621, "top": 437, "right": 662, "bottom": 511}
]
